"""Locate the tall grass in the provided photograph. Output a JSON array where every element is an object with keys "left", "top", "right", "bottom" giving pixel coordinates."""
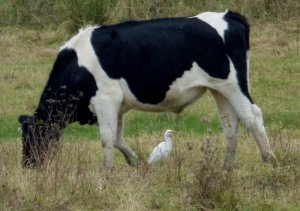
[
  {"left": 0, "top": 0, "right": 117, "bottom": 32},
  {"left": 0, "top": 0, "right": 299, "bottom": 32},
  {"left": 1, "top": 130, "right": 300, "bottom": 210}
]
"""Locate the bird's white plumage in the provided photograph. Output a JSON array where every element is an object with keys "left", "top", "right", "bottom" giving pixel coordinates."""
[{"left": 147, "top": 129, "right": 174, "bottom": 164}]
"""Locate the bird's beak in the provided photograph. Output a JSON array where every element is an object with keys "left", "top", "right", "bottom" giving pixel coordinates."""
[{"left": 170, "top": 130, "right": 175, "bottom": 133}]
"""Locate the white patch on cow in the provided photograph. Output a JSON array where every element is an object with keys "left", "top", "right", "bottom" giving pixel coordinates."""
[
  {"left": 161, "top": 62, "right": 211, "bottom": 110},
  {"left": 194, "top": 11, "right": 228, "bottom": 41},
  {"left": 60, "top": 26, "right": 99, "bottom": 51}
]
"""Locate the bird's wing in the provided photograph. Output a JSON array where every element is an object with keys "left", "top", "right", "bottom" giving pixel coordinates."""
[
  {"left": 160, "top": 143, "right": 172, "bottom": 158},
  {"left": 147, "top": 143, "right": 165, "bottom": 164}
]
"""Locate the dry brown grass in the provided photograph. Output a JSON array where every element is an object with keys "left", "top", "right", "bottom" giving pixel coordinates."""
[{"left": 1, "top": 128, "right": 300, "bottom": 210}]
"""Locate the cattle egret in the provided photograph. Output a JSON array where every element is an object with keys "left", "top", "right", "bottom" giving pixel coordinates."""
[{"left": 147, "top": 129, "right": 175, "bottom": 164}]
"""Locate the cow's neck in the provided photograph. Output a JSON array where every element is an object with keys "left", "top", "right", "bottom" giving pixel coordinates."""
[{"left": 34, "top": 87, "right": 80, "bottom": 129}]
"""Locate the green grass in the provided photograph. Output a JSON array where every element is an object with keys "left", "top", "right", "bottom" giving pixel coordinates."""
[{"left": 0, "top": 10, "right": 300, "bottom": 210}]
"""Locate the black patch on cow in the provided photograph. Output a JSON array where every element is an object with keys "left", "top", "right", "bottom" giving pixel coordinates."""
[
  {"left": 35, "top": 48, "right": 98, "bottom": 125},
  {"left": 91, "top": 17, "right": 230, "bottom": 104},
  {"left": 224, "top": 11, "right": 253, "bottom": 103}
]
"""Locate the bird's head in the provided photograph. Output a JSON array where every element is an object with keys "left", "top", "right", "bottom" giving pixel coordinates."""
[{"left": 164, "top": 129, "right": 175, "bottom": 139}]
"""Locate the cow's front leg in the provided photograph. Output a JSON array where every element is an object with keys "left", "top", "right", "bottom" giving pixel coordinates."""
[
  {"left": 115, "top": 114, "right": 138, "bottom": 166},
  {"left": 94, "top": 100, "right": 120, "bottom": 170}
]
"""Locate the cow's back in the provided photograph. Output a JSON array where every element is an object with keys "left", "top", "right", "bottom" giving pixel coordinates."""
[{"left": 89, "top": 16, "right": 231, "bottom": 106}]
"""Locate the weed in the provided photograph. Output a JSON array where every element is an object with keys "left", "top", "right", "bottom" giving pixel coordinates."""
[{"left": 188, "top": 135, "right": 240, "bottom": 210}]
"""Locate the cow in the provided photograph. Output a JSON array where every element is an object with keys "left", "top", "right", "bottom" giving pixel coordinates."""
[{"left": 18, "top": 10, "right": 276, "bottom": 170}]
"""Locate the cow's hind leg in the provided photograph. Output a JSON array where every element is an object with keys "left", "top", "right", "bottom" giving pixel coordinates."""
[
  {"left": 211, "top": 90, "right": 240, "bottom": 169},
  {"left": 217, "top": 86, "right": 276, "bottom": 164},
  {"left": 115, "top": 114, "right": 138, "bottom": 166}
]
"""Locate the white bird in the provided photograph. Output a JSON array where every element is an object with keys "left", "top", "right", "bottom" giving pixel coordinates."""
[{"left": 147, "top": 129, "right": 175, "bottom": 164}]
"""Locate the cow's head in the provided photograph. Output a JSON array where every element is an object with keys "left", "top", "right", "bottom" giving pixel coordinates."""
[{"left": 18, "top": 115, "right": 61, "bottom": 168}]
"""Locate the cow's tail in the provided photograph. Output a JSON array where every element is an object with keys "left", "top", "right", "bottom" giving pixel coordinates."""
[
  {"left": 225, "top": 11, "right": 250, "bottom": 83},
  {"left": 224, "top": 10, "right": 252, "bottom": 101},
  {"left": 225, "top": 10, "right": 250, "bottom": 50}
]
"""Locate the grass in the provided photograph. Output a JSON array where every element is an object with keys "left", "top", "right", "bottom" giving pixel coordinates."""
[
  {"left": 0, "top": 9, "right": 300, "bottom": 210},
  {"left": 1, "top": 133, "right": 300, "bottom": 210},
  {"left": 1, "top": 0, "right": 299, "bottom": 31}
]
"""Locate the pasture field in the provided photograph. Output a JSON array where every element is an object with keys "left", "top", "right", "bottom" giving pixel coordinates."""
[{"left": 0, "top": 2, "right": 300, "bottom": 210}]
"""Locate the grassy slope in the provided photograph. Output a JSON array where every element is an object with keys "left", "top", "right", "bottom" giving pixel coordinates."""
[{"left": 0, "top": 19, "right": 299, "bottom": 210}]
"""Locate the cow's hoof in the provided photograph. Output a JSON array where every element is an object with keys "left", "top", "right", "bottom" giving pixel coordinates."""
[
  {"left": 223, "top": 162, "right": 236, "bottom": 171},
  {"left": 263, "top": 152, "right": 278, "bottom": 167},
  {"left": 128, "top": 156, "right": 139, "bottom": 167}
]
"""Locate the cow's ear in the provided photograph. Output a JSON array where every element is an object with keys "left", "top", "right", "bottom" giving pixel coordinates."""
[{"left": 18, "top": 115, "right": 34, "bottom": 125}]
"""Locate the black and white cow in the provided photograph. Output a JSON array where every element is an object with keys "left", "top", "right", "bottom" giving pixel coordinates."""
[{"left": 19, "top": 10, "right": 276, "bottom": 169}]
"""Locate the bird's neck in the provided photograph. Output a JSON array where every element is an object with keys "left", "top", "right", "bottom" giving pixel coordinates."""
[{"left": 165, "top": 136, "right": 172, "bottom": 143}]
